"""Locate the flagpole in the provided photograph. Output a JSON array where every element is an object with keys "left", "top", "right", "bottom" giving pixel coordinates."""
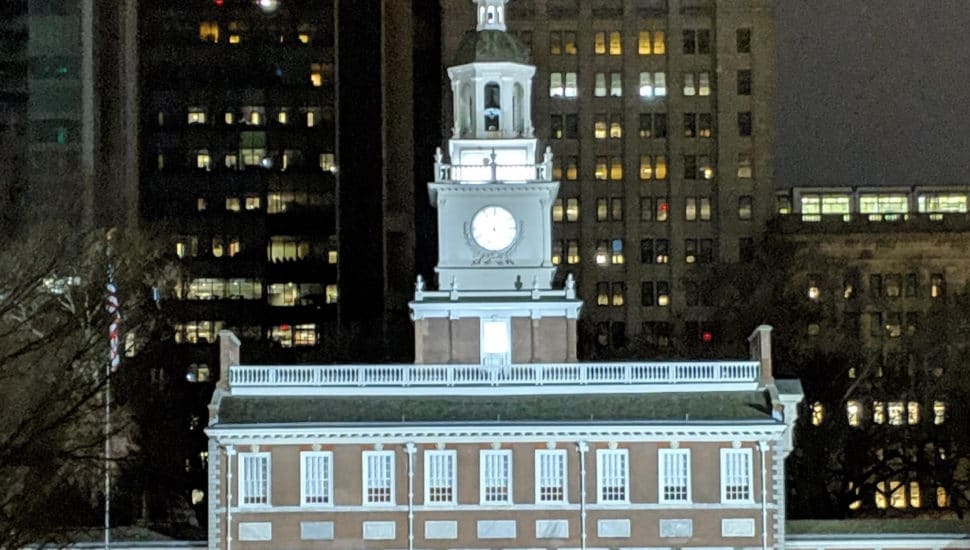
[
  {"left": 105, "top": 247, "right": 121, "bottom": 549},
  {"left": 104, "top": 356, "right": 111, "bottom": 549}
]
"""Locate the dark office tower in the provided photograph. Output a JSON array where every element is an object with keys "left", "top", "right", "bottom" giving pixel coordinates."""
[
  {"left": 139, "top": 0, "right": 341, "bottom": 510},
  {"left": 140, "top": 0, "right": 339, "bottom": 362},
  {"left": 378, "top": 0, "right": 442, "bottom": 354},
  {"left": 0, "top": 0, "right": 28, "bottom": 232},
  {"left": 0, "top": 0, "right": 138, "bottom": 232},
  {"left": 336, "top": 0, "right": 383, "bottom": 333},
  {"left": 439, "top": 0, "right": 775, "bottom": 355}
]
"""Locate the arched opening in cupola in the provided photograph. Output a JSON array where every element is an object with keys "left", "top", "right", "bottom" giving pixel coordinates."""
[
  {"left": 460, "top": 83, "right": 473, "bottom": 136},
  {"left": 484, "top": 82, "right": 501, "bottom": 132}
]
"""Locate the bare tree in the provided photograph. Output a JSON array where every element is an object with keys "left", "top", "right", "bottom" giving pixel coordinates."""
[{"left": 0, "top": 220, "right": 170, "bottom": 547}]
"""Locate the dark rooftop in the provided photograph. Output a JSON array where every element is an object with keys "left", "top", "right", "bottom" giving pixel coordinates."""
[
  {"left": 788, "top": 519, "right": 970, "bottom": 537},
  {"left": 216, "top": 391, "right": 775, "bottom": 425}
]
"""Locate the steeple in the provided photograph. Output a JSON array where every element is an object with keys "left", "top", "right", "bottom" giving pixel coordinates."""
[{"left": 410, "top": 0, "right": 582, "bottom": 366}]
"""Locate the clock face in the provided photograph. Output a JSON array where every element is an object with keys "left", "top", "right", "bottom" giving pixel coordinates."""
[{"left": 471, "top": 206, "right": 517, "bottom": 251}]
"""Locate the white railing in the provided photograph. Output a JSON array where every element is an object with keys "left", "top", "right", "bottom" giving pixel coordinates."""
[
  {"left": 435, "top": 162, "right": 550, "bottom": 183},
  {"left": 228, "top": 361, "right": 760, "bottom": 394}
]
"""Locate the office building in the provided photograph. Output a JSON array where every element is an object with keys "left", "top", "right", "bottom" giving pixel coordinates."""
[
  {"left": 0, "top": 0, "right": 138, "bottom": 231},
  {"left": 774, "top": 185, "right": 970, "bottom": 515}
]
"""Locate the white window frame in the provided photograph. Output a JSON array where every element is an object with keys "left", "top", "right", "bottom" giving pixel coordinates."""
[
  {"left": 238, "top": 452, "right": 271, "bottom": 507},
  {"left": 658, "top": 448, "right": 691, "bottom": 504},
  {"left": 424, "top": 450, "right": 457, "bottom": 506},
  {"left": 300, "top": 451, "right": 333, "bottom": 506},
  {"left": 362, "top": 451, "right": 395, "bottom": 506},
  {"left": 480, "top": 317, "right": 511, "bottom": 366},
  {"left": 535, "top": 449, "right": 568, "bottom": 504},
  {"left": 480, "top": 449, "right": 513, "bottom": 504},
  {"left": 720, "top": 448, "right": 754, "bottom": 503},
  {"left": 596, "top": 448, "right": 629, "bottom": 504}
]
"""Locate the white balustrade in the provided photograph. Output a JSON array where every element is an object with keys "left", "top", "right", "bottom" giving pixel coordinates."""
[
  {"left": 436, "top": 163, "right": 544, "bottom": 183},
  {"left": 228, "top": 361, "right": 759, "bottom": 394}
]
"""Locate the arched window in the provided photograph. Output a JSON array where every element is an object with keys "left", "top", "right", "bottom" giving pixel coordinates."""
[
  {"left": 460, "top": 83, "right": 473, "bottom": 136},
  {"left": 484, "top": 82, "right": 501, "bottom": 131}
]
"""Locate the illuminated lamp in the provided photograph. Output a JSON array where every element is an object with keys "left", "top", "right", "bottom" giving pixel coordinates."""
[
  {"left": 280, "top": 323, "right": 290, "bottom": 331},
  {"left": 701, "top": 331, "right": 713, "bottom": 343},
  {"left": 257, "top": 0, "right": 279, "bottom": 12},
  {"left": 214, "top": 0, "right": 224, "bottom": 6}
]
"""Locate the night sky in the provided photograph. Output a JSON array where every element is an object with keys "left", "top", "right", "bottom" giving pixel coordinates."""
[{"left": 775, "top": 0, "right": 970, "bottom": 188}]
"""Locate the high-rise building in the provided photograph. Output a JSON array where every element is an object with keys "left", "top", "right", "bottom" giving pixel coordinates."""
[
  {"left": 438, "top": 0, "right": 775, "bottom": 353},
  {"left": 140, "top": 0, "right": 341, "bottom": 361},
  {"left": 0, "top": 0, "right": 138, "bottom": 231}
]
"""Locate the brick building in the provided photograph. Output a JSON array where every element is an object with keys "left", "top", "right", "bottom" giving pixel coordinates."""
[{"left": 204, "top": 3, "right": 802, "bottom": 546}]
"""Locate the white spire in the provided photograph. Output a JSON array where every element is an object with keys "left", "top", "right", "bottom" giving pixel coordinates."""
[{"left": 474, "top": 0, "right": 509, "bottom": 32}]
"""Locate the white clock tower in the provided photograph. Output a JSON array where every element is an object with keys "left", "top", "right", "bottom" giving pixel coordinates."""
[{"left": 410, "top": 0, "right": 583, "bottom": 366}]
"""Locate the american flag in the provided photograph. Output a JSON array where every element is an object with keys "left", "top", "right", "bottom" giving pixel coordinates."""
[{"left": 106, "top": 265, "right": 121, "bottom": 372}]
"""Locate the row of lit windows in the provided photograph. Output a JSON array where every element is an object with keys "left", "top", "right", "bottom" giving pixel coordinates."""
[
  {"left": 550, "top": 237, "right": 722, "bottom": 268},
  {"left": 551, "top": 154, "right": 750, "bottom": 181},
  {"left": 783, "top": 193, "right": 970, "bottom": 221},
  {"left": 597, "top": 279, "right": 714, "bottom": 309},
  {"left": 546, "top": 28, "right": 751, "bottom": 57},
  {"left": 196, "top": 191, "right": 329, "bottom": 215},
  {"left": 174, "top": 278, "right": 337, "bottom": 306},
  {"left": 177, "top": 106, "right": 328, "bottom": 128},
  {"left": 550, "top": 70, "right": 751, "bottom": 98},
  {"left": 552, "top": 196, "right": 754, "bottom": 223},
  {"left": 838, "top": 400, "right": 947, "bottom": 427},
  {"left": 605, "top": 111, "right": 755, "bottom": 139},
  {"left": 197, "top": 21, "right": 318, "bottom": 45},
  {"left": 174, "top": 321, "right": 324, "bottom": 347},
  {"left": 174, "top": 236, "right": 338, "bottom": 264},
  {"left": 163, "top": 150, "right": 335, "bottom": 173},
  {"left": 805, "top": 273, "right": 946, "bottom": 302},
  {"left": 583, "top": 111, "right": 748, "bottom": 140}
]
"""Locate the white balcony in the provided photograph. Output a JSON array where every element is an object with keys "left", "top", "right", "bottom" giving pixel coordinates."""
[
  {"left": 227, "top": 361, "right": 761, "bottom": 397},
  {"left": 434, "top": 162, "right": 550, "bottom": 183}
]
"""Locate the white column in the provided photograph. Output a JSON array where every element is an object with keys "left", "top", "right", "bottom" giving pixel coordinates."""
[
  {"left": 405, "top": 443, "right": 416, "bottom": 550},
  {"left": 226, "top": 445, "right": 236, "bottom": 550},
  {"left": 577, "top": 441, "right": 588, "bottom": 550},
  {"left": 523, "top": 80, "right": 534, "bottom": 137},
  {"left": 501, "top": 76, "right": 515, "bottom": 137},
  {"left": 759, "top": 441, "right": 768, "bottom": 550},
  {"left": 452, "top": 80, "right": 461, "bottom": 138},
  {"left": 474, "top": 77, "right": 485, "bottom": 137}
]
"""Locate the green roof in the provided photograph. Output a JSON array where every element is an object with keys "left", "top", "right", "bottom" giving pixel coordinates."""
[
  {"left": 453, "top": 29, "right": 530, "bottom": 65},
  {"left": 788, "top": 519, "right": 970, "bottom": 536},
  {"left": 216, "top": 391, "right": 774, "bottom": 425}
]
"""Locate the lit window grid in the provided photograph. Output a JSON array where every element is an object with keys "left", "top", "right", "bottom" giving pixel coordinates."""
[
  {"left": 424, "top": 450, "right": 457, "bottom": 505},
  {"left": 535, "top": 450, "right": 568, "bottom": 504},
  {"left": 363, "top": 451, "right": 395, "bottom": 505},
  {"left": 300, "top": 451, "right": 333, "bottom": 505},
  {"left": 596, "top": 449, "right": 629, "bottom": 503},
  {"left": 659, "top": 448, "right": 691, "bottom": 503},
  {"left": 480, "top": 450, "right": 513, "bottom": 504}
]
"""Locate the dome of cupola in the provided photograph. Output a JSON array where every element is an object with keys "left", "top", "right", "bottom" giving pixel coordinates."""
[
  {"left": 452, "top": 0, "right": 528, "bottom": 66},
  {"left": 453, "top": 29, "right": 530, "bottom": 66}
]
